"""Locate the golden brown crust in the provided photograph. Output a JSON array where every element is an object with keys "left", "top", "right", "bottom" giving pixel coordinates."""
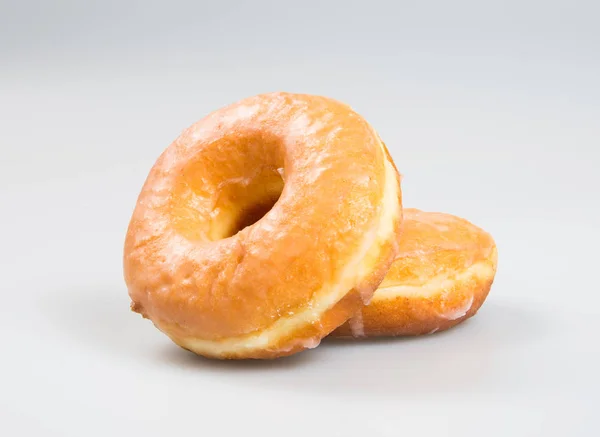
[
  {"left": 123, "top": 92, "right": 403, "bottom": 358},
  {"left": 332, "top": 209, "right": 497, "bottom": 338}
]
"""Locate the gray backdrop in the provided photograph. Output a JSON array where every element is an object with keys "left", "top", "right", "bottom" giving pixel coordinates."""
[{"left": 1, "top": 1, "right": 599, "bottom": 436}]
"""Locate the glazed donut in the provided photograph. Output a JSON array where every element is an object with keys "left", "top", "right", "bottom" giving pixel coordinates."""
[
  {"left": 332, "top": 208, "right": 497, "bottom": 338},
  {"left": 124, "top": 92, "right": 403, "bottom": 359}
]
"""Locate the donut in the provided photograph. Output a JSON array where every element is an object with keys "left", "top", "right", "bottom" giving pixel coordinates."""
[
  {"left": 124, "top": 92, "right": 403, "bottom": 359},
  {"left": 332, "top": 208, "right": 497, "bottom": 338}
]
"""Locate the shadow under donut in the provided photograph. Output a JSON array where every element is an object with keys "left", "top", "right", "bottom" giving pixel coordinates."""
[{"left": 40, "top": 286, "right": 557, "bottom": 398}]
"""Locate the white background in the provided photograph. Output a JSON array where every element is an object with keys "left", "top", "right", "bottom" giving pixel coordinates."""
[{"left": 1, "top": 1, "right": 599, "bottom": 435}]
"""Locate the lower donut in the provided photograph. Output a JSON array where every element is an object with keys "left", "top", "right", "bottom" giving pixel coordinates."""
[{"left": 331, "top": 208, "right": 498, "bottom": 338}]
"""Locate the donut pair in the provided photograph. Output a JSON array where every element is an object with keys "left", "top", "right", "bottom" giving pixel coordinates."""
[{"left": 124, "top": 93, "right": 497, "bottom": 359}]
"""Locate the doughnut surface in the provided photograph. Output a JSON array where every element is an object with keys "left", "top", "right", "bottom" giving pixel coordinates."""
[
  {"left": 332, "top": 208, "right": 497, "bottom": 338},
  {"left": 124, "top": 92, "right": 402, "bottom": 359}
]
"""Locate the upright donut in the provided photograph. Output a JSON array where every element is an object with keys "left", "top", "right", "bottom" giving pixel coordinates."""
[
  {"left": 124, "top": 92, "right": 403, "bottom": 359},
  {"left": 332, "top": 208, "right": 497, "bottom": 338}
]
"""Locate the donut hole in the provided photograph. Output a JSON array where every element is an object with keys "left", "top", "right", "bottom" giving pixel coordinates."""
[
  {"left": 169, "top": 133, "right": 285, "bottom": 241},
  {"left": 217, "top": 171, "right": 284, "bottom": 238}
]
